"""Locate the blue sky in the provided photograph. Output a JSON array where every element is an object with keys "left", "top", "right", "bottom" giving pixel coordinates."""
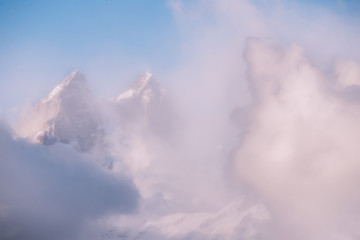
[
  {"left": 0, "top": 0, "right": 181, "bottom": 115},
  {"left": 0, "top": 0, "right": 359, "bottom": 116},
  {"left": 0, "top": 0, "right": 179, "bottom": 65},
  {"left": 1, "top": 1, "right": 360, "bottom": 239}
]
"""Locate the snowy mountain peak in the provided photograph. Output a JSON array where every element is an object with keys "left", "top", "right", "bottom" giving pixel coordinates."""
[
  {"left": 64, "top": 70, "right": 86, "bottom": 84},
  {"left": 41, "top": 70, "right": 89, "bottom": 104},
  {"left": 24, "top": 71, "right": 104, "bottom": 152},
  {"left": 115, "top": 72, "right": 157, "bottom": 101},
  {"left": 130, "top": 72, "right": 152, "bottom": 92},
  {"left": 110, "top": 72, "right": 173, "bottom": 139},
  {"left": 20, "top": 71, "right": 169, "bottom": 152}
]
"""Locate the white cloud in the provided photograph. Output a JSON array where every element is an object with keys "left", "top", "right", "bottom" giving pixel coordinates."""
[
  {"left": 234, "top": 39, "right": 360, "bottom": 239},
  {"left": 0, "top": 121, "right": 139, "bottom": 240},
  {"left": 2, "top": 0, "right": 360, "bottom": 239},
  {"left": 165, "top": 0, "right": 360, "bottom": 238}
]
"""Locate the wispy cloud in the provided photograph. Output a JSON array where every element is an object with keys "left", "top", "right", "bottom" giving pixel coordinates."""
[{"left": 1, "top": 0, "right": 360, "bottom": 239}]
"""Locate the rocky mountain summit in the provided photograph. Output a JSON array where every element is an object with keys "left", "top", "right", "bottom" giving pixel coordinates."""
[{"left": 19, "top": 71, "right": 169, "bottom": 152}]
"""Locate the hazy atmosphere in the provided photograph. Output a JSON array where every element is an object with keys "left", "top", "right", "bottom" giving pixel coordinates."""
[{"left": 1, "top": 0, "right": 360, "bottom": 239}]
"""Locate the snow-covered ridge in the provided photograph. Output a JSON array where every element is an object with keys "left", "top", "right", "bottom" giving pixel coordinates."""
[
  {"left": 104, "top": 198, "right": 269, "bottom": 240},
  {"left": 23, "top": 70, "right": 103, "bottom": 152},
  {"left": 41, "top": 70, "right": 86, "bottom": 104},
  {"left": 19, "top": 70, "right": 169, "bottom": 152},
  {"left": 115, "top": 72, "right": 153, "bottom": 101}
]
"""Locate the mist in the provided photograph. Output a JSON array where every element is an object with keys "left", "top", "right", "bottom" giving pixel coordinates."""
[
  {"left": 235, "top": 38, "right": 360, "bottom": 239},
  {"left": 1, "top": 0, "right": 360, "bottom": 239}
]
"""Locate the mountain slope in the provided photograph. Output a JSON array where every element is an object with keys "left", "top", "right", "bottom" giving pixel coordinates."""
[
  {"left": 26, "top": 71, "right": 104, "bottom": 151},
  {"left": 111, "top": 73, "right": 174, "bottom": 138},
  {"left": 103, "top": 198, "right": 269, "bottom": 240},
  {"left": 18, "top": 71, "right": 173, "bottom": 152}
]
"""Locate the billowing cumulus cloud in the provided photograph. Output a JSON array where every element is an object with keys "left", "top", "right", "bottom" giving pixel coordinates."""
[
  {"left": 1, "top": 0, "right": 360, "bottom": 239},
  {"left": 0, "top": 121, "right": 139, "bottom": 240},
  {"left": 162, "top": 0, "right": 360, "bottom": 239},
  {"left": 234, "top": 39, "right": 360, "bottom": 239}
]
